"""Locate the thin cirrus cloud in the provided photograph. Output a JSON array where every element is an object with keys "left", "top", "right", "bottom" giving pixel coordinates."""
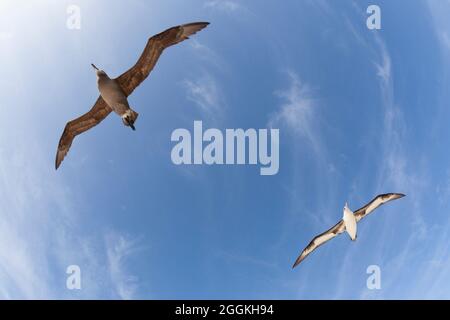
[
  {"left": 182, "top": 73, "right": 224, "bottom": 120},
  {"left": 374, "top": 46, "right": 391, "bottom": 88},
  {"left": 0, "top": 135, "right": 142, "bottom": 299},
  {"left": 204, "top": 0, "right": 241, "bottom": 12},
  {"left": 105, "top": 232, "right": 142, "bottom": 300},
  {"left": 268, "top": 71, "right": 322, "bottom": 156},
  {"left": 0, "top": 138, "right": 69, "bottom": 299},
  {"left": 189, "top": 40, "right": 228, "bottom": 71}
]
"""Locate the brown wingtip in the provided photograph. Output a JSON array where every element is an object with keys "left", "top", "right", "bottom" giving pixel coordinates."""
[
  {"left": 292, "top": 257, "right": 302, "bottom": 269},
  {"left": 55, "top": 146, "right": 65, "bottom": 170},
  {"left": 55, "top": 154, "right": 61, "bottom": 170}
]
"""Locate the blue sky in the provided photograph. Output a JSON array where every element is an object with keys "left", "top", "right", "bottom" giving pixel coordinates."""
[{"left": 0, "top": 0, "right": 449, "bottom": 299}]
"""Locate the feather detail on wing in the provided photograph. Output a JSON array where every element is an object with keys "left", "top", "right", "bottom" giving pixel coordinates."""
[
  {"left": 292, "top": 220, "right": 346, "bottom": 268},
  {"left": 55, "top": 97, "right": 112, "bottom": 170},
  {"left": 354, "top": 193, "right": 405, "bottom": 222},
  {"left": 115, "top": 22, "right": 210, "bottom": 96}
]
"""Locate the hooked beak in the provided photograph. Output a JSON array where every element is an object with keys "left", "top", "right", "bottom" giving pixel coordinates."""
[{"left": 91, "top": 63, "right": 99, "bottom": 70}]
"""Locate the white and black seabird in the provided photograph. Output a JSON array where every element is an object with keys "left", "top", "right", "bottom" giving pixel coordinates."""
[
  {"left": 55, "top": 22, "right": 210, "bottom": 170},
  {"left": 292, "top": 193, "right": 405, "bottom": 268}
]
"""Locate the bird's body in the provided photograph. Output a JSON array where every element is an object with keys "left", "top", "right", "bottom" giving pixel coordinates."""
[
  {"left": 343, "top": 203, "right": 357, "bottom": 241},
  {"left": 93, "top": 68, "right": 139, "bottom": 130},
  {"left": 292, "top": 193, "right": 405, "bottom": 268},
  {"left": 55, "top": 22, "right": 209, "bottom": 169},
  {"left": 96, "top": 70, "right": 130, "bottom": 116}
]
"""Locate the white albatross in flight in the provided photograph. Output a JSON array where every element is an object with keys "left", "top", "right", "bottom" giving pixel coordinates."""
[
  {"left": 55, "top": 22, "right": 209, "bottom": 170},
  {"left": 292, "top": 193, "right": 405, "bottom": 268}
]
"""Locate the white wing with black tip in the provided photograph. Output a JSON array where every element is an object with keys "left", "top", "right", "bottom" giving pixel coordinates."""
[
  {"left": 292, "top": 193, "right": 405, "bottom": 268},
  {"left": 292, "top": 220, "right": 346, "bottom": 268},
  {"left": 354, "top": 193, "right": 405, "bottom": 222}
]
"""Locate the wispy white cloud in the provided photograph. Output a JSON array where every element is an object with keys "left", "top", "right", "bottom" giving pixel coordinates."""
[
  {"left": 269, "top": 71, "right": 322, "bottom": 155},
  {"left": 204, "top": 0, "right": 241, "bottom": 12},
  {"left": 374, "top": 43, "right": 391, "bottom": 88},
  {"left": 0, "top": 142, "right": 68, "bottom": 299},
  {"left": 0, "top": 137, "right": 142, "bottom": 299},
  {"left": 183, "top": 73, "right": 224, "bottom": 120},
  {"left": 189, "top": 40, "right": 227, "bottom": 71},
  {"left": 105, "top": 232, "right": 141, "bottom": 300}
]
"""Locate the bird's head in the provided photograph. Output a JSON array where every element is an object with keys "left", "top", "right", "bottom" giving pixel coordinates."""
[
  {"left": 122, "top": 109, "right": 139, "bottom": 131},
  {"left": 343, "top": 202, "right": 354, "bottom": 217},
  {"left": 91, "top": 63, "right": 107, "bottom": 77},
  {"left": 344, "top": 202, "right": 349, "bottom": 211}
]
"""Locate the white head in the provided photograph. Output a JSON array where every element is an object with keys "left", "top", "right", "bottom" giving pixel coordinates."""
[
  {"left": 343, "top": 202, "right": 354, "bottom": 217},
  {"left": 342, "top": 201, "right": 357, "bottom": 240},
  {"left": 343, "top": 202, "right": 353, "bottom": 215}
]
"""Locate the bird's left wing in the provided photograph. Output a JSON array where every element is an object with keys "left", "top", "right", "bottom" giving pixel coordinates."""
[
  {"left": 115, "top": 22, "right": 209, "bottom": 97},
  {"left": 55, "top": 96, "right": 112, "bottom": 170},
  {"left": 292, "top": 220, "right": 346, "bottom": 268},
  {"left": 354, "top": 193, "right": 405, "bottom": 222}
]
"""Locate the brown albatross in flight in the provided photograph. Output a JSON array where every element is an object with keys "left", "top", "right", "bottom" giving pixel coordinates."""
[
  {"left": 55, "top": 22, "right": 209, "bottom": 170},
  {"left": 292, "top": 193, "right": 405, "bottom": 268}
]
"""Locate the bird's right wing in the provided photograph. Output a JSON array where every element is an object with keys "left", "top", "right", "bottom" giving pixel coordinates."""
[
  {"left": 115, "top": 22, "right": 209, "bottom": 97},
  {"left": 354, "top": 193, "right": 405, "bottom": 222},
  {"left": 55, "top": 96, "right": 112, "bottom": 170},
  {"left": 292, "top": 220, "right": 346, "bottom": 268}
]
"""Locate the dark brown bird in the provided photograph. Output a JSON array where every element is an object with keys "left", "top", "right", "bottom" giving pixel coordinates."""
[
  {"left": 292, "top": 193, "right": 405, "bottom": 268},
  {"left": 55, "top": 22, "right": 209, "bottom": 170}
]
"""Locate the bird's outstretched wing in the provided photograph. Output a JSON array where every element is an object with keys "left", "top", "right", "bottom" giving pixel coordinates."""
[
  {"left": 115, "top": 22, "right": 209, "bottom": 97},
  {"left": 292, "top": 193, "right": 405, "bottom": 268},
  {"left": 55, "top": 97, "right": 112, "bottom": 170},
  {"left": 292, "top": 220, "right": 346, "bottom": 269},
  {"left": 354, "top": 193, "right": 405, "bottom": 222}
]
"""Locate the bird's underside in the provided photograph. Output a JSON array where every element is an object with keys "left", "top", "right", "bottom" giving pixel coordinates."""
[
  {"left": 292, "top": 193, "right": 405, "bottom": 268},
  {"left": 55, "top": 22, "right": 209, "bottom": 170}
]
